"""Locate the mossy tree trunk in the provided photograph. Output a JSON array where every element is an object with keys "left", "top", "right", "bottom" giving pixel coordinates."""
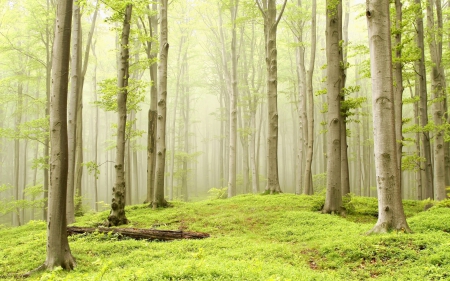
[{"left": 108, "top": 4, "right": 132, "bottom": 226}]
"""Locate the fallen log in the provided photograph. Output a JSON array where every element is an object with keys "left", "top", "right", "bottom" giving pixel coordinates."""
[{"left": 67, "top": 226, "right": 210, "bottom": 241}]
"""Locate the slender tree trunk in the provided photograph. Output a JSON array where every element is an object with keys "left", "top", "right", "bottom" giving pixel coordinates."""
[
  {"left": 66, "top": 2, "right": 81, "bottom": 225},
  {"left": 153, "top": 0, "right": 169, "bottom": 208},
  {"left": 340, "top": 0, "right": 350, "bottom": 196},
  {"left": 44, "top": 0, "right": 76, "bottom": 269},
  {"left": 146, "top": 2, "right": 158, "bottom": 205},
  {"left": 296, "top": 40, "right": 306, "bottom": 195},
  {"left": 366, "top": 0, "right": 410, "bottom": 233},
  {"left": 324, "top": 0, "right": 342, "bottom": 213},
  {"left": 14, "top": 83, "right": 23, "bottom": 226},
  {"left": 107, "top": 4, "right": 132, "bottom": 226},
  {"left": 393, "top": 0, "right": 403, "bottom": 194},
  {"left": 414, "top": 0, "right": 433, "bottom": 200},
  {"left": 303, "top": 0, "right": 317, "bottom": 195},
  {"left": 92, "top": 41, "right": 99, "bottom": 211},
  {"left": 228, "top": 0, "right": 239, "bottom": 198},
  {"left": 411, "top": 81, "right": 422, "bottom": 199},
  {"left": 182, "top": 62, "right": 190, "bottom": 201},
  {"left": 427, "top": 0, "right": 446, "bottom": 200}
]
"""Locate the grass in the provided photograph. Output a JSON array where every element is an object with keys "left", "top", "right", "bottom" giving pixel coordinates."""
[{"left": 1, "top": 194, "right": 449, "bottom": 280}]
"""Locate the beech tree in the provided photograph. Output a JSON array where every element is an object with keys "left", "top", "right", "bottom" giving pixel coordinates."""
[
  {"left": 323, "top": 0, "right": 342, "bottom": 213},
  {"left": 255, "top": 0, "right": 287, "bottom": 194},
  {"left": 153, "top": 0, "right": 169, "bottom": 208},
  {"left": 366, "top": 0, "right": 410, "bottom": 233},
  {"left": 43, "top": 0, "right": 76, "bottom": 270},
  {"left": 107, "top": 3, "right": 132, "bottom": 226}
]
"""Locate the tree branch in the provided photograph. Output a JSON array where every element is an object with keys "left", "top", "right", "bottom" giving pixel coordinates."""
[{"left": 275, "top": 0, "right": 288, "bottom": 27}]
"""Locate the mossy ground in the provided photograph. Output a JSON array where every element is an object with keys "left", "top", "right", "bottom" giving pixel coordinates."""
[{"left": 1, "top": 194, "right": 449, "bottom": 280}]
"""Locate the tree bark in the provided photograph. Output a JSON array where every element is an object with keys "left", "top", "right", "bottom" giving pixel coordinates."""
[
  {"left": 45, "top": 0, "right": 76, "bottom": 270},
  {"left": 146, "top": 2, "right": 158, "bottom": 205},
  {"left": 414, "top": 0, "right": 433, "bottom": 200},
  {"left": 67, "top": 226, "right": 209, "bottom": 241},
  {"left": 66, "top": 2, "right": 81, "bottom": 225},
  {"left": 426, "top": 0, "right": 446, "bottom": 200},
  {"left": 366, "top": 0, "right": 410, "bottom": 233},
  {"left": 228, "top": 0, "right": 239, "bottom": 198},
  {"left": 153, "top": 0, "right": 169, "bottom": 208},
  {"left": 303, "top": 0, "right": 317, "bottom": 195},
  {"left": 107, "top": 4, "right": 132, "bottom": 226},
  {"left": 393, "top": 0, "right": 403, "bottom": 195},
  {"left": 256, "top": 0, "right": 287, "bottom": 194},
  {"left": 323, "top": 0, "right": 342, "bottom": 213}
]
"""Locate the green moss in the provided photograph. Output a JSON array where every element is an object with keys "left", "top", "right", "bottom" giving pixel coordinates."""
[{"left": 0, "top": 194, "right": 449, "bottom": 280}]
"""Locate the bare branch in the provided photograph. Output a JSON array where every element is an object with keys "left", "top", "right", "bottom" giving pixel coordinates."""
[{"left": 275, "top": 0, "right": 288, "bottom": 27}]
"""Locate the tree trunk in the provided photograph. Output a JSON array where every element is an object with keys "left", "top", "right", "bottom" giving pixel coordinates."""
[
  {"left": 146, "top": 2, "right": 158, "bottom": 205},
  {"left": 427, "top": 0, "right": 446, "bottom": 200},
  {"left": 153, "top": 0, "right": 169, "bottom": 208},
  {"left": 14, "top": 82, "right": 23, "bottom": 226},
  {"left": 107, "top": 4, "right": 132, "bottom": 226},
  {"left": 414, "top": 0, "right": 433, "bottom": 200},
  {"left": 44, "top": 0, "right": 76, "bottom": 269},
  {"left": 303, "top": 0, "right": 317, "bottom": 195},
  {"left": 66, "top": 2, "right": 81, "bottom": 225},
  {"left": 324, "top": 0, "right": 342, "bottom": 213},
  {"left": 182, "top": 61, "right": 190, "bottom": 201},
  {"left": 92, "top": 41, "right": 99, "bottom": 211},
  {"left": 257, "top": 0, "right": 287, "bottom": 194},
  {"left": 393, "top": 0, "right": 404, "bottom": 195},
  {"left": 366, "top": 0, "right": 410, "bottom": 233},
  {"left": 228, "top": 1, "right": 239, "bottom": 198}
]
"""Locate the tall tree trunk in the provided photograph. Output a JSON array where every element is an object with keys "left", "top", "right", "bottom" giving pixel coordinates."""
[
  {"left": 153, "top": 0, "right": 169, "bottom": 208},
  {"left": 303, "top": 0, "right": 317, "bottom": 195},
  {"left": 415, "top": 0, "right": 434, "bottom": 200},
  {"left": 14, "top": 82, "right": 23, "bottom": 226},
  {"left": 296, "top": 38, "right": 306, "bottom": 195},
  {"left": 107, "top": 4, "right": 132, "bottom": 226},
  {"left": 256, "top": 0, "right": 287, "bottom": 194},
  {"left": 340, "top": 0, "right": 350, "bottom": 196},
  {"left": 92, "top": 41, "right": 99, "bottom": 211},
  {"left": 182, "top": 62, "right": 190, "bottom": 201},
  {"left": 324, "top": 0, "right": 342, "bottom": 213},
  {"left": 146, "top": 2, "right": 158, "bottom": 205},
  {"left": 411, "top": 81, "right": 422, "bottom": 199},
  {"left": 427, "top": 0, "right": 446, "bottom": 200},
  {"left": 228, "top": 0, "right": 239, "bottom": 198},
  {"left": 366, "top": 0, "right": 410, "bottom": 233},
  {"left": 393, "top": 0, "right": 403, "bottom": 194},
  {"left": 66, "top": 2, "right": 81, "bottom": 225},
  {"left": 44, "top": 0, "right": 76, "bottom": 269}
]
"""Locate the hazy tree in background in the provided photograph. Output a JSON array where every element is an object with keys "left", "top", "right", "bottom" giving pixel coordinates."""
[
  {"left": 366, "top": 0, "right": 410, "bottom": 233},
  {"left": 303, "top": 0, "right": 317, "bottom": 195},
  {"left": 392, "top": 0, "right": 403, "bottom": 192},
  {"left": 228, "top": 0, "right": 239, "bottom": 198},
  {"left": 414, "top": 0, "right": 433, "bottom": 200},
  {"left": 323, "top": 0, "right": 342, "bottom": 213},
  {"left": 255, "top": 0, "right": 287, "bottom": 194},
  {"left": 107, "top": 4, "right": 132, "bottom": 226},
  {"left": 43, "top": 0, "right": 76, "bottom": 270},
  {"left": 426, "top": 0, "right": 446, "bottom": 200},
  {"left": 153, "top": 0, "right": 169, "bottom": 208}
]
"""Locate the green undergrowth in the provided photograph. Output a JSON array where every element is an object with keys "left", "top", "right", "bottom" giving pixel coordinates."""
[{"left": 1, "top": 194, "right": 449, "bottom": 280}]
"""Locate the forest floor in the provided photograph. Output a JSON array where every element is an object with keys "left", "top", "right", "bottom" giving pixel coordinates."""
[{"left": 1, "top": 193, "right": 450, "bottom": 280}]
